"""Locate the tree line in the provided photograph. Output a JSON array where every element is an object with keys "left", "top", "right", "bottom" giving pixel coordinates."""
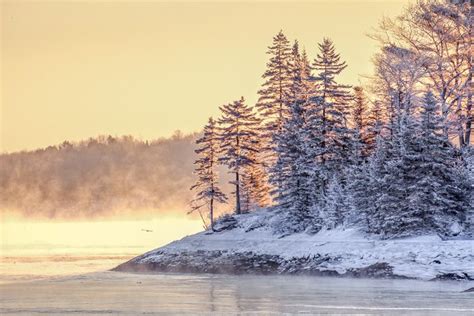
[
  {"left": 190, "top": 0, "right": 473, "bottom": 237},
  {"left": 1, "top": 133, "right": 206, "bottom": 219}
]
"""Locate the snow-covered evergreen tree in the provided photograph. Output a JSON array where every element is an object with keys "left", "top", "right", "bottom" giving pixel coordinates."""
[
  {"left": 350, "top": 135, "right": 387, "bottom": 232},
  {"left": 348, "top": 97, "right": 386, "bottom": 232},
  {"left": 352, "top": 87, "right": 367, "bottom": 131},
  {"left": 256, "top": 30, "right": 293, "bottom": 167},
  {"left": 190, "top": 118, "right": 227, "bottom": 230},
  {"left": 271, "top": 101, "right": 315, "bottom": 233},
  {"left": 321, "top": 175, "right": 352, "bottom": 229},
  {"left": 218, "top": 97, "right": 260, "bottom": 215},
  {"left": 351, "top": 86, "right": 371, "bottom": 159},
  {"left": 371, "top": 92, "right": 471, "bottom": 237},
  {"left": 269, "top": 41, "right": 317, "bottom": 233},
  {"left": 306, "top": 38, "right": 353, "bottom": 200},
  {"left": 463, "top": 147, "right": 474, "bottom": 235},
  {"left": 257, "top": 31, "right": 293, "bottom": 134},
  {"left": 409, "top": 92, "right": 471, "bottom": 235},
  {"left": 365, "top": 100, "right": 384, "bottom": 154},
  {"left": 288, "top": 41, "right": 312, "bottom": 105},
  {"left": 190, "top": 27, "right": 473, "bottom": 239}
]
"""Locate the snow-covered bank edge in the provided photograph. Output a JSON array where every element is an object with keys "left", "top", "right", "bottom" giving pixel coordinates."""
[{"left": 113, "top": 210, "right": 474, "bottom": 281}]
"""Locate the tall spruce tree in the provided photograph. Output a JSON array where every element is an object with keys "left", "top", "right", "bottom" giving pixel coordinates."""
[
  {"left": 270, "top": 40, "right": 316, "bottom": 233},
  {"left": 409, "top": 92, "right": 471, "bottom": 235},
  {"left": 271, "top": 101, "right": 315, "bottom": 233},
  {"left": 306, "top": 38, "right": 352, "bottom": 202},
  {"left": 345, "top": 87, "right": 374, "bottom": 226},
  {"left": 464, "top": 147, "right": 474, "bottom": 234},
  {"left": 322, "top": 175, "right": 352, "bottom": 229},
  {"left": 256, "top": 30, "right": 293, "bottom": 151},
  {"left": 352, "top": 87, "right": 367, "bottom": 131},
  {"left": 350, "top": 135, "right": 387, "bottom": 232},
  {"left": 218, "top": 97, "right": 260, "bottom": 215},
  {"left": 190, "top": 118, "right": 227, "bottom": 230},
  {"left": 374, "top": 112, "right": 422, "bottom": 237},
  {"left": 372, "top": 92, "right": 471, "bottom": 237},
  {"left": 352, "top": 86, "right": 371, "bottom": 159},
  {"left": 365, "top": 100, "right": 384, "bottom": 154}
]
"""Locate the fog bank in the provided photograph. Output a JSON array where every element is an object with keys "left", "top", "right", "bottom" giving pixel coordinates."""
[{"left": 0, "top": 132, "right": 231, "bottom": 220}]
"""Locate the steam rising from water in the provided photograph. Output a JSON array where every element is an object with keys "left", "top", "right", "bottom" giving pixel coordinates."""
[
  {"left": 0, "top": 217, "right": 204, "bottom": 283},
  {"left": 0, "top": 132, "right": 232, "bottom": 220}
]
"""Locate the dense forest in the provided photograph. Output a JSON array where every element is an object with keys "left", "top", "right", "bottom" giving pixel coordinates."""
[
  {"left": 0, "top": 132, "right": 226, "bottom": 219},
  {"left": 190, "top": 0, "right": 473, "bottom": 238}
]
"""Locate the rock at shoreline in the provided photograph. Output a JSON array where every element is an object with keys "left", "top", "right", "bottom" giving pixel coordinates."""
[
  {"left": 112, "top": 209, "right": 474, "bottom": 281},
  {"left": 113, "top": 251, "right": 408, "bottom": 279}
]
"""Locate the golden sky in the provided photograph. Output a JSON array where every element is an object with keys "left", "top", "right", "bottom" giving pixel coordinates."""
[{"left": 1, "top": 0, "right": 413, "bottom": 153}]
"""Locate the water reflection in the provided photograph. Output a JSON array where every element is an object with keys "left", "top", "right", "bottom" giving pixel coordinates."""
[{"left": 0, "top": 272, "right": 472, "bottom": 315}]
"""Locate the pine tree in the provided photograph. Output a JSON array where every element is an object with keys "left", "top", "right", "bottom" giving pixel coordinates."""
[
  {"left": 269, "top": 40, "right": 316, "bottom": 233},
  {"left": 352, "top": 86, "right": 371, "bottom": 159},
  {"left": 306, "top": 38, "right": 352, "bottom": 200},
  {"left": 374, "top": 112, "right": 423, "bottom": 237},
  {"left": 409, "top": 92, "right": 471, "bottom": 235},
  {"left": 346, "top": 88, "right": 378, "bottom": 219},
  {"left": 300, "top": 49, "right": 312, "bottom": 88},
  {"left": 350, "top": 135, "right": 387, "bottom": 232},
  {"left": 463, "top": 147, "right": 474, "bottom": 235},
  {"left": 218, "top": 97, "right": 260, "bottom": 215},
  {"left": 271, "top": 101, "right": 315, "bottom": 233},
  {"left": 352, "top": 87, "right": 367, "bottom": 131},
  {"left": 372, "top": 92, "right": 471, "bottom": 237},
  {"left": 288, "top": 41, "right": 302, "bottom": 103},
  {"left": 288, "top": 42, "right": 313, "bottom": 108},
  {"left": 321, "top": 175, "right": 352, "bottom": 229},
  {"left": 365, "top": 100, "right": 384, "bottom": 154},
  {"left": 311, "top": 38, "right": 352, "bottom": 110},
  {"left": 256, "top": 30, "right": 293, "bottom": 150},
  {"left": 190, "top": 118, "right": 227, "bottom": 230}
]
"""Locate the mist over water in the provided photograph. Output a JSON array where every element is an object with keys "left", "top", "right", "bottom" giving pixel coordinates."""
[
  {"left": 0, "top": 133, "right": 232, "bottom": 284},
  {"left": 0, "top": 133, "right": 231, "bottom": 220},
  {"left": 0, "top": 216, "right": 203, "bottom": 284}
]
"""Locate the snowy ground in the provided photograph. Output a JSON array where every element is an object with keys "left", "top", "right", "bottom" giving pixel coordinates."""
[{"left": 115, "top": 209, "right": 474, "bottom": 281}]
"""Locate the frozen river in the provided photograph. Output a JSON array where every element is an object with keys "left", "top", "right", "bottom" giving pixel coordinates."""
[{"left": 0, "top": 271, "right": 473, "bottom": 315}]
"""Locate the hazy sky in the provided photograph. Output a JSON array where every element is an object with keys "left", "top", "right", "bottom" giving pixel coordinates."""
[{"left": 1, "top": 0, "right": 413, "bottom": 153}]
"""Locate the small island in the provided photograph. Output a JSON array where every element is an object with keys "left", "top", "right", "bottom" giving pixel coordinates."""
[
  {"left": 115, "top": 3, "right": 474, "bottom": 281},
  {"left": 114, "top": 209, "right": 473, "bottom": 281},
  {"left": 116, "top": 22, "right": 473, "bottom": 281}
]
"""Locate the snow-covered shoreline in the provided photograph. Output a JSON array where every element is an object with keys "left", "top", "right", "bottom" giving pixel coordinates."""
[{"left": 114, "top": 210, "right": 474, "bottom": 281}]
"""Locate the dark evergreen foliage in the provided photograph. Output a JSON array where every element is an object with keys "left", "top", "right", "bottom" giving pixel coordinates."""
[{"left": 193, "top": 22, "right": 473, "bottom": 238}]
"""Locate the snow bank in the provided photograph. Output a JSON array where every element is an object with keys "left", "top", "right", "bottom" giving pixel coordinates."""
[{"left": 114, "top": 209, "right": 474, "bottom": 281}]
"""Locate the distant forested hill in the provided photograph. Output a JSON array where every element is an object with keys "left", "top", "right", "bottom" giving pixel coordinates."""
[{"left": 0, "top": 132, "right": 230, "bottom": 219}]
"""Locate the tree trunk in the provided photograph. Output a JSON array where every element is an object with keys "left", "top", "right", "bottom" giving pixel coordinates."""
[
  {"left": 235, "top": 171, "right": 241, "bottom": 215},
  {"left": 210, "top": 196, "right": 214, "bottom": 231},
  {"left": 458, "top": 97, "right": 466, "bottom": 147},
  {"left": 466, "top": 105, "right": 472, "bottom": 145},
  {"left": 464, "top": 1, "right": 473, "bottom": 146}
]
